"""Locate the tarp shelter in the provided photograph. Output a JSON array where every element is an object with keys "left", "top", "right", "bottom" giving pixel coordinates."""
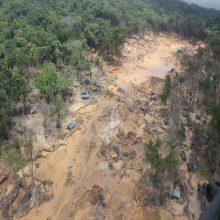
[
  {"left": 187, "top": 162, "right": 197, "bottom": 172},
  {"left": 170, "top": 189, "right": 181, "bottom": 199},
  {"left": 81, "top": 91, "right": 90, "bottom": 100},
  {"left": 67, "top": 121, "right": 77, "bottom": 130}
]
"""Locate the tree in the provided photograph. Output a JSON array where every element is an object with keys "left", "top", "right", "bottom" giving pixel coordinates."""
[
  {"left": 51, "top": 95, "right": 66, "bottom": 128},
  {"left": 35, "top": 63, "right": 58, "bottom": 103},
  {"left": 145, "top": 139, "right": 162, "bottom": 169},
  {"left": 1, "top": 139, "right": 27, "bottom": 178},
  {"left": 145, "top": 139, "right": 179, "bottom": 206},
  {"left": 104, "top": 25, "right": 127, "bottom": 60},
  {"left": 199, "top": 160, "right": 212, "bottom": 179},
  {"left": 29, "top": 44, "right": 42, "bottom": 65},
  {"left": 35, "top": 63, "right": 72, "bottom": 129},
  {"left": 210, "top": 33, "right": 220, "bottom": 57},
  {"left": 160, "top": 75, "right": 171, "bottom": 106},
  {"left": 145, "top": 139, "right": 179, "bottom": 174},
  {"left": 57, "top": 71, "right": 73, "bottom": 99},
  {"left": 0, "top": 89, "right": 12, "bottom": 139},
  {"left": 211, "top": 104, "right": 220, "bottom": 129},
  {"left": 68, "top": 40, "right": 92, "bottom": 79},
  {"left": 6, "top": 72, "right": 30, "bottom": 108},
  {"left": 35, "top": 62, "right": 72, "bottom": 103}
]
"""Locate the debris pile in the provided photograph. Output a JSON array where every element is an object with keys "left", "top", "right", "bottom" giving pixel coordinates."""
[{"left": 0, "top": 179, "right": 53, "bottom": 219}]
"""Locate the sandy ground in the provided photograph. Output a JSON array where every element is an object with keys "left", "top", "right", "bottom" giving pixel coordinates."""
[
  {"left": 104, "top": 33, "right": 195, "bottom": 93},
  {"left": 15, "top": 33, "right": 199, "bottom": 220}
]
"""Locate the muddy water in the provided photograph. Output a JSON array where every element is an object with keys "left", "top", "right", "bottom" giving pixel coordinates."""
[
  {"left": 17, "top": 34, "right": 196, "bottom": 220},
  {"left": 105, "top": 33, "right": 194, "bottom": 95}
]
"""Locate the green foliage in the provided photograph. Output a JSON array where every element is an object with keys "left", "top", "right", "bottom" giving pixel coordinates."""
[
  {"left": 145, "top": 139, "right": 179, "bottom": 206},
  {"left": 1, "top": 139, "right": 27, "bottom": 175},
  {"left": 199, "top": 160, "right": 213, "bottom": 179},
  {"left": 201, "top": 71, "right": 220, "bottom": 107},
  {"left": 193, "top": 123, "right": 204, "bottom": 137},
  {"left": 0, "top": 0, "right": 219, "bottom": 147},
  {"left": 211, "top": 104, "right": 220, "bottom": 129},
  {"left": 6, "top": 72, "right": 30, "bottom": 104},
  {"left": 68, "top": 40, "right": 92, "bottom": 78},
  {"left": 163, "top": 151, "right": 179, "bottom": 171},
  {"left": 209, "top": 32, "right": 220, "bottom": 57},
  {"left": 160, "top": 75, "right": 171, "bottom": 106},
  {"left": 0, "top": 89, "right": 12, "bottom": 138},
  {"left": 50, "top": 95, "right": 67, "bottom": 128},
  {"left": 155, "top": 208, "right": 161, "bottom": 220},
  {"left": 145, "top": 139, "right": 179, "bottom": 173},
  {"left": 0, "top": 0, "right": 219, "bottom": 70},
  {"left": 145, "top": 139, "right": 162, "bottom": 169},
  {"left": 104, "top": 89, "right": 114, "bottom": 98},
  {"left": 206, "top": 129, "right": 220, "bottom": 171},
  {"left": 35, "top": 63, "right": 72, "bottom": 103},
  {"left": 177, "top": 39, "right": 220, "bottom": 173},
  {"left": 178, "top": 123, "right": 186, "bottom": 141},
  {"left": 191, "top": 123, "right": 206, "bottom": 149},
  {"left": 35, "top": 63, "right": 58, "bottom": 103}
]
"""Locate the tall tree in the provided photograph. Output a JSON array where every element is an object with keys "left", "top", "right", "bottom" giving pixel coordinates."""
[
  {"left": 0, "top": 89, "right": 12, "bottom": 139},
  {"left": 6, "top": 72, "right": 30, "bottom": 108}
]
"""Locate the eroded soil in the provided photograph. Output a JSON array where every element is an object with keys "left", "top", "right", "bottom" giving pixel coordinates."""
[{"left": 14, "top": 33, "right": 202, "bottom": 220}]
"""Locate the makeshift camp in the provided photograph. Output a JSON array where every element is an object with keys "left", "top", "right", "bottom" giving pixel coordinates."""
[
  {"left": 170, "top": 189, "right": 181, "bottom": 199},
  {"left": 67, "top": 121, "right": 77, "bottom": 130},
  {"left": 187, "top": 162, "right": 197, "bottom": 172},
  {"left": 81, "top": 91, "right": 90, "bottom": 100}
]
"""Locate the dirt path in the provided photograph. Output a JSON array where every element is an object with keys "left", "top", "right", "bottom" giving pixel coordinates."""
[{"left": 16, "top": 33, "right": 198, "bottom": 220}]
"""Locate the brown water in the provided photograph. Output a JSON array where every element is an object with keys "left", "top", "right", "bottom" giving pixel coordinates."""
[{"left": 104, "top": 33, "right": 195, "bottom": 94}]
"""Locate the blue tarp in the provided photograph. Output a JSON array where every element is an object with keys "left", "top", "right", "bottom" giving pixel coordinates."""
[
  {"left": 170, "top": 189, "right": 180, "bottom": 199},
  {"left": 67, "top": 121, "right": 77, "bottom": 130}
]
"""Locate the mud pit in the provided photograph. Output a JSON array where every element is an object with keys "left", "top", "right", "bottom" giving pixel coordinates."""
[
  {"left": 104, "top": 33, "right": 197, "bottom": 93},
  {"left": 16, "top": 33, "right": 200, "bottom": 220}
]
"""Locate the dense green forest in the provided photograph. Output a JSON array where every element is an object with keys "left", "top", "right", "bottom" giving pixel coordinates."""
[{"left": 0, "top": 0, "right": 220, "bottom": 173}]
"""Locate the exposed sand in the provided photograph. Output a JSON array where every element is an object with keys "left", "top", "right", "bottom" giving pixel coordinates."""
[
  {"left": 104, "top": 33, "right": 196, "bottom": 93},
  {"left": 15, "top": 33, "right": 199, "bottom": 220}
]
